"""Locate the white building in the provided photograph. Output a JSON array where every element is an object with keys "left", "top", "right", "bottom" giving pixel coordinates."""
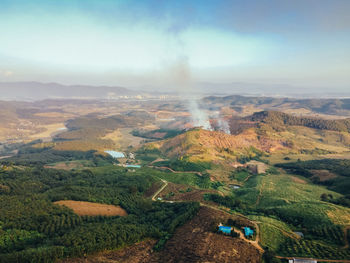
[{"left": 289, "top": 259, "right": 317, "bottom": 263}]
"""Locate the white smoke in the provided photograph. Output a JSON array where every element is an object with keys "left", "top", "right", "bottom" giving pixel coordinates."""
[
  {"left": 209, "top": 110, "right": 230, "bottom": 134},
  {"left": 189, "top": 99, "right": 212, "bottom": 130},
  {"left": 217, "top": 118, "right": 230, "bottom": 134},
  {"left": 163, "top": 56, "right": 213, "bottom": 130}
]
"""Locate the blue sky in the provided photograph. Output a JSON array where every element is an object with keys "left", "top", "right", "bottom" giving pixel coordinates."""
[{"left": 0, "top": 0, "right": 349, "bottom": 90}]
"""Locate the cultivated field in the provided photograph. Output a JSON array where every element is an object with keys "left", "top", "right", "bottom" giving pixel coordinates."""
[{"left": 54, "top": 200, "right": 128, "bottom": 216}]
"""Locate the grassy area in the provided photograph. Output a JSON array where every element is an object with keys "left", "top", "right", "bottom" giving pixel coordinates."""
[
  {"left": 255, "top": 173, "right": 341, "bottom": 207},
  {"left": 249, "top": 215, "right": 296, "bottom": 251},
  {"left": 229, "top": 168, "right": 252, "bottom": 182},
  {"left": 90, "top": 166, "right": 212, "bottom": 189}
]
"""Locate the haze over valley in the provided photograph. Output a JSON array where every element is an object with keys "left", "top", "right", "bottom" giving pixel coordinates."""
[{"left": 1, "top": 1, "right": 350, "bottom": 263}]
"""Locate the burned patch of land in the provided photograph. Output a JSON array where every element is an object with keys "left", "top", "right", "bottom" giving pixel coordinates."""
[{"left": 150, "top": 206, "right": 261, "bottom": 263}]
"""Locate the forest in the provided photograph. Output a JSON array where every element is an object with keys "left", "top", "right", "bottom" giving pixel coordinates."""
[
  {"left": 247, "top": 111, "right": 350, "bottom": 132},
  {"left": 0, "top": 165, "right": 200, "bottom": 263}
]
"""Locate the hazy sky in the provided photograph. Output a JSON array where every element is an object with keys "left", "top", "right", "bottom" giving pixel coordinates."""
[{"left": 0, "top": 0, "right": 349, "bottom": 90}]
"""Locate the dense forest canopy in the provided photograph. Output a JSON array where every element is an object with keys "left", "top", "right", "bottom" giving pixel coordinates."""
[
  {"left": 0, "top": 166, "right": 199, "bottom": 263},
  {"left": 247, "top": 111, "right": 350, "bottom": 132}
]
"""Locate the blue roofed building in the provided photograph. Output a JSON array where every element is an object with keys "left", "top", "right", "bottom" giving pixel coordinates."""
[
  {"left": 218, "top": 225, "right": 232, "bottom": 234},
  {"left": 244, "top": 227, "right": 254, "bottom": 237}
]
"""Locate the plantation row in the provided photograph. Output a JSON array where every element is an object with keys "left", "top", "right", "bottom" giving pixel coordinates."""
[
  {"left": 279, "top": 239, "right": 350, "bottom": 259},
  {"left": 307, "top": 225, "right": 345, "bottom": 246}
]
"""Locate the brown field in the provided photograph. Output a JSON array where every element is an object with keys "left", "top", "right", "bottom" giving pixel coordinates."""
[
  {"left": 311, "top": 169, "right": 338, "bottom": 182},
  {"left": 29, "top": 123, "right": 66, "bottom": 140},
  {"left": 102, "top": 128, "right": 144, "bottom": 149},
  {"left": 44, "top": 161, "right": 88, "bottom": 171},
  {"left": 54, "top": 200, "right": 128, "bottom": 216}
]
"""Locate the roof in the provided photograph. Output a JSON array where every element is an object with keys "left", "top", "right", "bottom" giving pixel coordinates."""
[
  {"left": 218, "top": 226, "right": 232, "bottom": 234},
  {"left": 294, "top": 232, "right": 304, "bottom": 237},
  {"left": 244, "top": 227, "right": 254, "bottom": 236},
  {"left": 104, "top": 150, "right": 125, "bottom": 158},
  {"left": 293, "top": 259, "right": 317, "bottom": 263}
]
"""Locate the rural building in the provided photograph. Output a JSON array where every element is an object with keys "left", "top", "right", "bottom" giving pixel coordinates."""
[
  {"left": 244, "top": 227, "right": 254, "bottom": 237},
  {"left": 246, "top": 160, "right": 267, "bottom": 174},
  {"left": 218, "top": 225, "right": 232, "bottom": 234},
  {"left": 288, "top": 259, "right": 317, "bottom": 263},
  {"left": 104, "top": 150, "right": 125, "bottom": 158},
  {"left": 294, "top": 232, "right": 304, "bottom": 238}
]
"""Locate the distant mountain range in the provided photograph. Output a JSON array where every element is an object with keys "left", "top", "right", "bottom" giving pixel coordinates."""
[
  {"left": 202, "top": 95, "right": 350, "bottom": 116},
  {"left": 0, "top": 81, "right": 145, "bottom": 100},
  {"left": 196, "top": 82, "right": 350, "bottom": 97}
]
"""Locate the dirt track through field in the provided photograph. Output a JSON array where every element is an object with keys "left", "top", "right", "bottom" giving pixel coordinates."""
[
  {"left": 148, "top": 165, "right": 202, "bottom": 176},
  {"left": 255, "top": 182, "right": 265, "bottom": 206},
  {"left": 151, "top": 179, "right": 168, "bottom": 201}
]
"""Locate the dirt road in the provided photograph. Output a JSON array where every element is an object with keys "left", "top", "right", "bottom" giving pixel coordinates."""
[{"left": 151, "top": 179, "right": 168, "bottom": 201}]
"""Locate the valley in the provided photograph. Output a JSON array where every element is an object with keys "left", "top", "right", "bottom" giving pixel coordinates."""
[{"left": 1, "top": 95, "right": 350, "bottom": 263}]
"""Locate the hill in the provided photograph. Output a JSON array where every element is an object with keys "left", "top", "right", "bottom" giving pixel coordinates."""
[
  {"left": 146, "top": 111, "right": 350, "bottom": 163},
  {"left": 203, "top": 95, "right": 350, "bottom": 117},
  {"left": 0, "top": 81, "right": 142, "bottom": 100},
  {"left": 146, "top": 128, "right": 274, "bottom": 163},
  {"left": 244, "top": 111, "right": 350, "bottom": 132}
]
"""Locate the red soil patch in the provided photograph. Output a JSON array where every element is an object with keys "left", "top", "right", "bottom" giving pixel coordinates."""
[
  {"left": 290, "top": 176, "right": 307, "bottom": 184},
  {"left": 54, "top": 200, "right": 128, "bottom": 216}
]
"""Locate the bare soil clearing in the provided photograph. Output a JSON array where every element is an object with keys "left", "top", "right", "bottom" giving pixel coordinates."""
[
  {"left": 150, "top": 206, "right": 261, "bottom": 263},
  {"left": 54, "top": 200, "right": 128, "bottom": 216},
  {"left": 44, "top": 161, "right": 87, "bottom": 170}
]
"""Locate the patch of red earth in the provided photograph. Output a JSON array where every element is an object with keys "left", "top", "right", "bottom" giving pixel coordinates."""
[{"left": 54, "top": 200, "right": 128, "bottom": 217}]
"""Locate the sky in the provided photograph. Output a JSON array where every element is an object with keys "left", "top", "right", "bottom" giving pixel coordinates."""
[{"left": 0, "top": 0, "right": 349, "bottom": 91}]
